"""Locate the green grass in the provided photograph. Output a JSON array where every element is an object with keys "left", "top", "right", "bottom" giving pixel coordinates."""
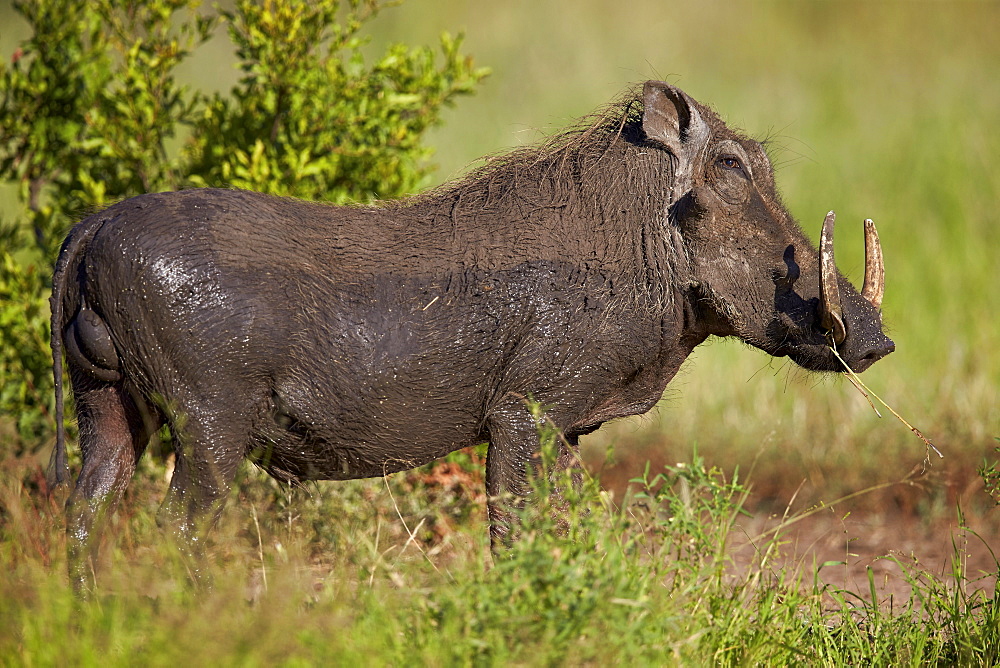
[
  {"left": 1, "top": 439, "right": 997, "bottom": 665},
  {"left": 2, "top": 1, "right": 999, "bottom": 664}
]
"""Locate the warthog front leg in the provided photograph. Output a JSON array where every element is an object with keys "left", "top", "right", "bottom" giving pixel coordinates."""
[{"left": 484, "top": 401, "right": 584, "bottom": 552}]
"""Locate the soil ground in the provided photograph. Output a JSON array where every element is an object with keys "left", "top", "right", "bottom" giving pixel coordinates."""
[
  {"left": 588, "top": 447, "right": 1000, "bottom": 606},
  {"left": 727, "top": 508, "right": 999, "bottom": 605}
]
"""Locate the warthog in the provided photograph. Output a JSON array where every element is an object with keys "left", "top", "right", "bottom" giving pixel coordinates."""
[{"left": 49, "top": 81, "right": 893, "bottom": 589}]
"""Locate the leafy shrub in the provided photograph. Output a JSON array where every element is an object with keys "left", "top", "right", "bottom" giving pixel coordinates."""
[
  {"left": 0, "top": 248, "right": 55, "bottom": 443},
  {"left": 0, "top": 0, "right": 488, "bottom": 457}
]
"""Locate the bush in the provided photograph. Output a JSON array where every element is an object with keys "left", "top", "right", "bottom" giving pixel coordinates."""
[{"left": 0, "top": 0, "right": 488, "bottom": 457}]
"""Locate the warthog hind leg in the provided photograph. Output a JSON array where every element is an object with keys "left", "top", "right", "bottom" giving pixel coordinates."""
[{"left": 65, "top": 373, "right": 154, "bottom": 594}]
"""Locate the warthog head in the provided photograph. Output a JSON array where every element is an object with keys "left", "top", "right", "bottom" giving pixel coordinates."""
[{"left": 644, "top": 81, "right": 894, "bottom": 372}]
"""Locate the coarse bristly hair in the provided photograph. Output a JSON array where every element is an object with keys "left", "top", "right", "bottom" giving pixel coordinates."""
[
  {"left": 386, "top": 84, "right": 720, "bottom": 315},
  {"left": 402, "top": 85, "right": 653, "bottom": 210}
]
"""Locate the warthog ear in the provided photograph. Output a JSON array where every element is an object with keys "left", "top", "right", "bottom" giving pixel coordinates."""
[{"left": 642, "top": 81, "right": 710, "bottom": 159}]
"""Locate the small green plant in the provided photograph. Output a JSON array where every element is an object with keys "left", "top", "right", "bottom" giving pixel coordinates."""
[
  {"left": 629, "top": 451, "right": 750, "bottom": 575},
  {"left": 978, "top": 440, "right": 1000, "bottom": 506},
  {"left": 0, "top": 0, "right": 488, "bottom": 457}
]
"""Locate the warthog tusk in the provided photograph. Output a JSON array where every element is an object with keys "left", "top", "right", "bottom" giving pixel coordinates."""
[
  {"left": 861, "top": 218, "right": 885, "bottom": 310},
  {"left": 818, "top": 211, "right": 847, "bottom": 345}
]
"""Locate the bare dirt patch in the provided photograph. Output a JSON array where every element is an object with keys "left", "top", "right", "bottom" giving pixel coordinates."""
[
  {"left": 588, "top": 440, "right": 999, "bottom": 606},
  {"left": 727, "top": 508, "right": 998, "bottom": 605}
]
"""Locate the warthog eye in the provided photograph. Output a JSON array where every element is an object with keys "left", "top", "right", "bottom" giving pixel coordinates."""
[{"left": 718, "top": 156, "right": 743, "bottom": 171}]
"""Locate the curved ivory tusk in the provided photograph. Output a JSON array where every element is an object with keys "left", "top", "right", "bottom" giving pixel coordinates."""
[
  {"left": 818, "top": 211, "right": 847, "bottom": 345},
  {"left": 860, "top": 218, "right": 885, "bottom": 310}
]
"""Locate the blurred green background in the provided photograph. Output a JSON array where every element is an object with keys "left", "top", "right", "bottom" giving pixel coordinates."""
[{"left": 1, "top": 0, "right": 997, "bottom": 510}]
